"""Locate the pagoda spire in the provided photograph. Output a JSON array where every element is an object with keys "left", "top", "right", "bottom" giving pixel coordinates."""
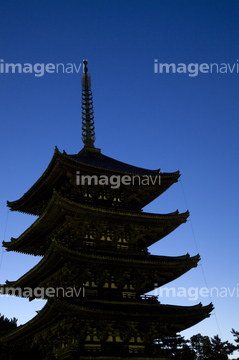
[{"left": 81, "top": 60, "right": 95, "bottom": 149}]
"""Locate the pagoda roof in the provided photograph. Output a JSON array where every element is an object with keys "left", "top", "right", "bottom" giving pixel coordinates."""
[
  {"left": 0, "top": 299, "right": 213, "bottom": 344},
  {"left": 7, "top": 146, "right": 180, "bottom": 215},
  {"left": 4, "top": 240, "right": 200, "bottom": 296},
  {"left": 3, "top": 192, "right": 189, "bottom": 255},
  {"left": 69, "top": 147, "right": 161, "bottom": 174}
]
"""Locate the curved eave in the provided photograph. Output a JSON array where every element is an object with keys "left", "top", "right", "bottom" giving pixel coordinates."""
[
  {"left": 68, "top": 299, "right": 214, "bottom": 323},
  {"left": 7, "top": 146, "right": 63, "bottom": 215},
  {"left": 0, "top": 299, "right": 214, "bottom": 344},
  {"left": 7, "top": 146, "right": 180, "bottom": 215},
  {"left": 67, "top": 147, "right": 161, "bottom": 175},
  {"left": 141, "top": 254, "right": 200, "bottom": 293},
  {"left": 4, "top": 240, "right": 200, "bottom": 294},
  {"left": 3, "top": 193, "right": 189, "bottom": 255}
]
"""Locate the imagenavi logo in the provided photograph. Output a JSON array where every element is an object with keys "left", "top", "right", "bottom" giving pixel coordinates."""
[
  {"left": 0, "top": 59, "right": 83, "bottom": 77},
  {"left": 76, "top": 171, "right": 161, "bottom": 189},
  {"left": 154, "top": 59, "right": 239, "bottom": 77}
]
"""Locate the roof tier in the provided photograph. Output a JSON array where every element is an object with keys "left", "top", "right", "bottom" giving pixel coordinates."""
[
  {"left": 0, "top": 299, "right": 213, "bottom": 348},
  {"left": 3, "top": 192, "right": 189, "bottom": 255},
  {"left": 3, "top": 240, "right": 200, "bottom": 299},
  {"left": 7, "top": 146, "right": 180, "bottom": 215}
]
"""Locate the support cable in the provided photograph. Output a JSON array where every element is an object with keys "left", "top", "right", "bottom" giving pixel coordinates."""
[
  {"left": 0, "top": 210, "right": 9, "bottom": 276},
  {"left": 179, "top": 178, "right": 223, "bottom": 340}
]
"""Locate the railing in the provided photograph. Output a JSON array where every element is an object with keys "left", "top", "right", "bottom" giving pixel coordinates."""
[
  {"left": 140, "top": 294, "right": 159, "bottom": 302},
  {"left": 84, "top": 346, "right": 101, "bottom": 353},
  {"left": 122, "top": 292, "right": 137, "bottom": 299},
  {"left": 84, "top": 290, "right": 98, "bottom": 298},
  {"left": 81, "top": 344, "right": 168, "bottom": 357},
  {"left": 82, "top": 291, "right": 159, "bottom": 303},
  {"left": 129, "top": 346, "right": 145, "bottom": 354}
]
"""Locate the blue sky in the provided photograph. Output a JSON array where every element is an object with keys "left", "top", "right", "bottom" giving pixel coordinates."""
[{"left": 0, "top": 0, "right": 238, "bottom": 354}]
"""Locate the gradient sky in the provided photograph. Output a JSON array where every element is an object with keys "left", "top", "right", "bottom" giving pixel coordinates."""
[{"left": 0, "top": 0, "right": 238, "bottom": 356}]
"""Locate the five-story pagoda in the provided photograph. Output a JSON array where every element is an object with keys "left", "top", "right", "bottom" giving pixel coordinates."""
[{"left": 1, "top": 61, "right": 213, "bottom": 360}]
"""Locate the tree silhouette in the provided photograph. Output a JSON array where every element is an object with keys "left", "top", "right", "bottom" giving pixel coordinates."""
[
  {"left": 0, "top": 314, "right": 17, "bottom": 334},
  {"left": 161, "top": 331, "right": 238, "bottom": 360}
]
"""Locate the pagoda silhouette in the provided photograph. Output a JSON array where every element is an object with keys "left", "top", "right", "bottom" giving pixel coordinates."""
[{"left": 1, "top": 61, "right": 213, "bottom": 360}]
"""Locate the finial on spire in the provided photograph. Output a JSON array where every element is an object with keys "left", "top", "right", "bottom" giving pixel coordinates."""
[
  {"left": 81, "top": 60, "right": 95, "bottom": 149},
  {"left": 83, "top": 59, "right": 88, "bottom": 73}
]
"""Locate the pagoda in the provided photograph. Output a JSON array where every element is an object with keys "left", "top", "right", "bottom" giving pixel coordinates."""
[{"left": 0, "top": 60, "right": 213, "bottom": 360}]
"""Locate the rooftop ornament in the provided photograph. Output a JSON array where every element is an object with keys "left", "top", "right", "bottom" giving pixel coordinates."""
[{"left": 81, "top": 60, "right": 96, "bottom": 149}]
